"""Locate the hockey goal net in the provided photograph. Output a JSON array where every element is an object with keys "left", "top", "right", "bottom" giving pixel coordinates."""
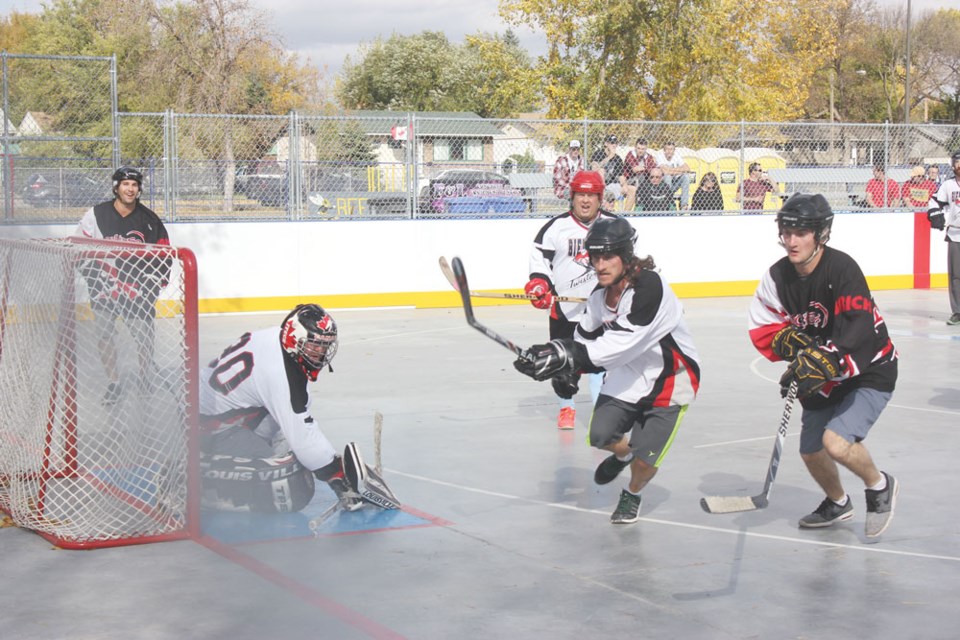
[{"left": 0, "top": 237, "right": 199, "bottom": 548}]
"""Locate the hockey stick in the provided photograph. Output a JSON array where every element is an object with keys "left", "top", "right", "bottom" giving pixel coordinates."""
[
  {"left": 438, "top": 256, "right": 586, "bottom": 303},
  {"left": 450, "top": 256, "right": 532, "bottom": 361},
  {"left": 700, "top": 380, "right": 798, "bottom": 514}
]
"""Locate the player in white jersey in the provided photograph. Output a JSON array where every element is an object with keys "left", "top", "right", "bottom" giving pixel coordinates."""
[
  {"left": 927, "top": 150, "right": 960, "bottom": 326},
  {"left": 199, "top": 303, "right": 361, "bottom": 513},
  {"left": 526, "top": 170, "right": 619, "bottom": 429},
  {"left": 515, "top": 217, "right": 701, "bottom": 524}
]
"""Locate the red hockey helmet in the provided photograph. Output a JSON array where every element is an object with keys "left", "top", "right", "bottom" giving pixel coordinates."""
[{"left": 569, "top": 170, "right": 605, "bottom": 196}]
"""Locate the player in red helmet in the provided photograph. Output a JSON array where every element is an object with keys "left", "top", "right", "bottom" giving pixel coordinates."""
[{"left": 525, "top": 169, "right": 625, "bottom": 430}]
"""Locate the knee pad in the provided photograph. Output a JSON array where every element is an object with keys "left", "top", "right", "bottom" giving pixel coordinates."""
[{"left": 200, "top": 452, "right": 315, "bottom": 513}]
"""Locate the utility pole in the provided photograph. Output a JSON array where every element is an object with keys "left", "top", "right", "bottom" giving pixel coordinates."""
[{"left": 904, "top": 0, "right": 912, "bottom": 125}]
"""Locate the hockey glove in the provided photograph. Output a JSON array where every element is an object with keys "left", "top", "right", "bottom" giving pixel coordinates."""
[
  {"left": 770, "top": 325, "right": 816, "bottom": 362},
  {"left": 524, "top": 277, "right": 555, "bottom": 310},
  {"left": 779, "top": 346, "right": 841, "bottom": 399},
  {"left": 514, "top": 339, "right": 575, "bottom": 381},
  {"left": 928, "top": 211, "right": 945, "bottom": 231},
  {"left": 551, "top": 371, "right": 580, "bottom": 399}
]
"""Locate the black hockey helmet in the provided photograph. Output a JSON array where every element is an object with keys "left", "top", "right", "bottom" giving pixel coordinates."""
[
  {"left": 280, "top": 303, "right": 339, "bottom": 381},
  {"left": 951, "top": 150, "right": 960, "bottom": 167},
  {"left": 112, "top": 166, "right": 143, "bottom": 197},
  {"left": 584, "top": 217, "right": 637, "bottom": 262},
  {"left": 776, "top": 193, "right": 833, "bottom": 244}
]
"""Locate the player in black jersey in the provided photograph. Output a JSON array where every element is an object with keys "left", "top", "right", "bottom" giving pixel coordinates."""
[
  {"left": 749, "top": 193, "right": 899, "bottom": 538},
  {"left": 74, "top": 167, "right": 171, "bottom": 404}
]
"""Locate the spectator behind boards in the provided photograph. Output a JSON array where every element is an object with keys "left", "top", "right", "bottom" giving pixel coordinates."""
[
  {"left": 735, "top": 162, "right": 775, "bottom": 210},
  {"left": 865, "top": 164, "right": 901, "bottom": 208},
  {"left": 691, "top": 172, "right": 725, "bottom": 213},
  {"left": 654, "top": 142, "right": 692, "bottom": 210},
  {"left": 552, "top": 139, "right": 585, "bottom": 200},
  {"left": 902, "top": 166, "right": 937, "bottom": 210},
  {"left": 590, "top": 134, "right": 625, "bottom": 201}
]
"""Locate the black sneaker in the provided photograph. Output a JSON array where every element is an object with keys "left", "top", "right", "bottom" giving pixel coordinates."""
[
  {"left": 102, "top": 382, "right": 123, "bottom": 405},
  {"left": 611, "top": 489, "right": 641, "bottom": 524},
  {"left": 865, "top": 472, "right": 899, "bottom": 537},
  {"left": 798, "top": 496, "right": 854, "bottom": 528},
  {"left": 594, "top": 454, "right": 632, "bottom": 485},
  {"left": 947, "top": 313, "right": 960, "bottom": 326},
  {"left": 327, "top": 477, "right": 363, "bottom": 512}
]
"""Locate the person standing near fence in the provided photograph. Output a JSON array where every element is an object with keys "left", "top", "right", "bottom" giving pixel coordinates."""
[
  {"left": 553, "top": 139, "right": 585, "bottom": 200},
  {"left": 74, "top": 167, "right": 171, "bottom": 405},
  {"left": 902, "top": 166, "right": 937, "bottom": 211},
  {"left": 735, "top": 162, "right": 775, "bottom": 210},
  {"left": 927, "top": 151, "right": 960, "bottom": 326},
  {"left": 590, "top": 135, "right": 626, "bottom": 202},
  {"left": 654, "top": 142, "right": 692, "bottom": 210},
  {"left": 865, "top": 164, "right": 901, "bottom": 208},
  {"left": 526, "top": 170, "right": 613, "bottom": 429}
]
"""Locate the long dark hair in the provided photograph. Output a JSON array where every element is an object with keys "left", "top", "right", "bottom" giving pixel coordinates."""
[{"left": 624, "top": 254, "right": 657, "bottom": 284}]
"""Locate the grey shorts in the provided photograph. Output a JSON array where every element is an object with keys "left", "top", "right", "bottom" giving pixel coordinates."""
[
  {"left": 588, "top": 395, "right": 687, "bottom": 467},
  {"left": 799, "top": 387, "right": 892, "bottom": 454}
]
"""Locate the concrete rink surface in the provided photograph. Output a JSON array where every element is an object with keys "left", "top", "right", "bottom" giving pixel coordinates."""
[{"left": 1, "top": 288, "right": 959, "bottom": 639}]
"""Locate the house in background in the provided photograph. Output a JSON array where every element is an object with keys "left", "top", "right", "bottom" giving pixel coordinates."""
[{"left": 16, "top": 111, "right": 53, "bottom": 137}]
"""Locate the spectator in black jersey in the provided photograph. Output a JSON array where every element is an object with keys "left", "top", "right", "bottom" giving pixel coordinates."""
[
  {"left": 748, "top": 193, "right": 899, "bottom": 538},
  {"left": 74, "top": 167, "right": 171, "bottom": 405},
  {"left": 516, "top": 217, "right": 701, "bottom": 524}
]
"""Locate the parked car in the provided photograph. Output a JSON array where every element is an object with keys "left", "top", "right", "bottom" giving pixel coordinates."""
[
  {"left": 22, "top": 172, "right": 106, "bottom": 208},
  {"left": 418, "top": 169, "right": 523, "bottom": 214},
  {"left": 244, "top": 160, "right": 290, "bottom": 206}
]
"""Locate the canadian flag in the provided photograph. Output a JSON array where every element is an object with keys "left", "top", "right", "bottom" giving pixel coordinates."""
[{"left": 390, "top": 125, "right": 409, "bottom": 141}]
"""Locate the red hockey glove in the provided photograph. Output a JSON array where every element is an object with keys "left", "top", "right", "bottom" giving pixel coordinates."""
[{"left": 524, "top": 277, "right": 554, "bottom": 310}]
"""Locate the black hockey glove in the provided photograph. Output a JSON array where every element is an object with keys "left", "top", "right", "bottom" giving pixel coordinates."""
[
  {"left": 928, "top": 211, "right": 945, "bottom": 231},
  {"left": 770, "top": 325, "right": 816, "bottom": 362},
  {"left": 779, "top": 346, "right": 841, "bottom": 399},
  {"left": 514, "top": 339, "right": 576, "bottom": 381},
  {"left": 551, "top": 371, "right": 580, "bottom": 399}
]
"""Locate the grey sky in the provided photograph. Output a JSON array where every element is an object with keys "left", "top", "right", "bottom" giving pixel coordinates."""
[{"left": 0, "top": 0, "right": 946, "bottom": 79}]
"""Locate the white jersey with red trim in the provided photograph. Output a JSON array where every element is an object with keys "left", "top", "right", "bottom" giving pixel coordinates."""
[
  {"left": 529, "top": 210, "right": 619, "bottom": 320},
  {"left": 575, "top": 269, "right": 701, "bottom": 406},
  {"left": 928, "top": 176, "right": 960, "bottom": 242},
  {"left": 199, "top": 326, "right": 336, "bottom": 471}
]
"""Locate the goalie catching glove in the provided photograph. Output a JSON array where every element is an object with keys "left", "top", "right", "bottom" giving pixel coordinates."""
[
  {"left": 514, "top": 339, "right": 580, "bottom": 381},
  {"left": 779, "top": 345, "right": 841, "bottom": 399},
  {"left": 770, "top": 325, "right": 816, "bottom": 361}
]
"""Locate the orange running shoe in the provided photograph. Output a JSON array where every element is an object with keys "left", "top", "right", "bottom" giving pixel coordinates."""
[{"left": 557, "top": 407, "right": 576, "bottom": 430}]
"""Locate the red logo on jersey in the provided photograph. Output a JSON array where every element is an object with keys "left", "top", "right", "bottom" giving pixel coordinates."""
[
  {"left": 794, "top": 301, "right": 829, "bottom": 329},
  {"left": 835, "top": 295, "right": 873, "bottom": 314}
]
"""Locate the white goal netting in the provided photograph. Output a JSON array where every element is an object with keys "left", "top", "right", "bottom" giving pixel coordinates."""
[{"left": 0, "top": 237, "right": 198, "bottom": 548}]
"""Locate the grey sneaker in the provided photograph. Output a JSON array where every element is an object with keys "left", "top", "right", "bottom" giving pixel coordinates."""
[
  {"left": 327, "top": 477, "right": 363, "bottom": 512},
  {"left": 594, "top": 454, "right": 632, "bottom": 485},
  {"left": 798, "top": 496, "right": 854, "bottom": 528},
  {"left": 947, "top": 313, "right": 960, "bottom": 326},
  {"left": 865, "top": 472, "right": 899, "bottom": 538},
  {"left": 611, "top": 489, "right": 642, "bottom": 524}
]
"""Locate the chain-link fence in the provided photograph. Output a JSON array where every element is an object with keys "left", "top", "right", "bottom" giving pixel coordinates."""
[
  {"left": 1, "top": 56, "right": 958, "bottom": 223},
  {"left": 1, "top": 52, "right": 117, "bottom": 223}
]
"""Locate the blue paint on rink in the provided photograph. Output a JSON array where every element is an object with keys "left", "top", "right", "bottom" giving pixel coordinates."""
[{"left": 201, "top": 499, "right": 433, "bottom": 545}]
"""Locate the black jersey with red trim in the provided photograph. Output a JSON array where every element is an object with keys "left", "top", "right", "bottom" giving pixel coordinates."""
[
  {"left": 76, "top": 200, "right": 170, "bottom": 246},
  {"left": 748, "top": 246, "right": 897, "bottom": 408}
]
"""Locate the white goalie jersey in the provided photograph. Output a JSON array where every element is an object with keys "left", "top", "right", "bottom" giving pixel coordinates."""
[
  {"left": 199, "top": 326, "right": 337, "bottom": 471},
  {"left": 575, "top": 269, "right": 701, "bottom": 406}
]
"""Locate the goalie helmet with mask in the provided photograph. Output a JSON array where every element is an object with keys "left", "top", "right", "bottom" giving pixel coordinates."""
[
  {"left": 280, "top": 303, "right": 339, "bottom": 381},
  {"left": 776, "top": 193, "right": 834, "bottom": 245}
]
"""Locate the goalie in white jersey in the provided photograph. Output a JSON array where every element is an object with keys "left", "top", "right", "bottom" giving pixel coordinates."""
[
  {"left": 526, "top": 169, "right": 619, "bottom": 429},
  {"left": 199, "top": 304, "right": 362, "bottom": 513},
  {"left": 516, "top": 217, "right": 701, "bottom": 524}
]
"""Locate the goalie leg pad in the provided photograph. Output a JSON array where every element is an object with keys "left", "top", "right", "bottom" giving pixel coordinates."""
[{"left": 200, "top": 452, "right": 316, "bottom": 513}]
